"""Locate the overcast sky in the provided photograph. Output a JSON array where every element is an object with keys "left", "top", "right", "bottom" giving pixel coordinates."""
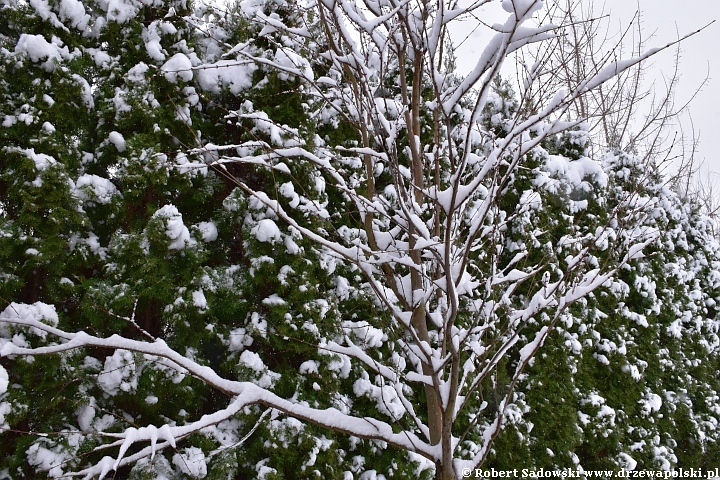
[
  {"left": 454, "top": 0, "right": 719, "bottom": 180},
  {"left": 604, "top": 0, "right": 720, "bottom": 177}
]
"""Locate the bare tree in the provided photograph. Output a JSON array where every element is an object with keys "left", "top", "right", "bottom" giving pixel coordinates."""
[{"left": 520, "top": 1, "right": 709, "bottom": 163}]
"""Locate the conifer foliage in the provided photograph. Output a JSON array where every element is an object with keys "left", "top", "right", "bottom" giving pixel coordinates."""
[{"left": 0, "top": 0, "right": 717, "bottom": 478}]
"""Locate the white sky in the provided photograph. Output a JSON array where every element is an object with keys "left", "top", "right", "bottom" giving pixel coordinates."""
[
  {"left": 453, "top": 0, "right": 719, "bottom": 180},
  {"left": 603, "top": 0, "right": 720, "bottom": 178}
]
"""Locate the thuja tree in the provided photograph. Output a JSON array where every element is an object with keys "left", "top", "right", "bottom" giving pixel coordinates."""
[
  {"left": 0, "top": 0, "right": 219, "bottom": 475},
  {"left": 481, "top": 86, "right": 720, "bottom": 470},
  {"left": 0, "top": 2, "right": 337, "bottom": 478},
  {"left": 0, "top": 0, "right": 402, "bottom": 477},
  {"left": 0, "top": 0, "right": 714, "bottom": 479}
]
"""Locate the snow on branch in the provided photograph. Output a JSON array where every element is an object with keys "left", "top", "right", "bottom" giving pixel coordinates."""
[{"left": 0, "top": 304, "right": 438, "bottom": 471}]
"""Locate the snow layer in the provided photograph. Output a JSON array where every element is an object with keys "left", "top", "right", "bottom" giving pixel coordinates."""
[
  {"left": 0, "top": 365, "right": 7, "bottom": 395},
  {"left": 75, "top": 174, "right": 119, "bottom": 204},
  {"left": 15, "top": 34, "right": 70, "bottom": 71},
  {"left": 98, "top": 349, "right": 138, "bottom": 395},
  {"left": 196, "top": 221, "right": 218, "bottom": 242},
  {"left": 196, "top": 60, "right": 257, "bottom": 94},
  {"left": 251, "top": 218, "right": 282, "bottom": 243},
  {"left": 0, "top": 302, "right": 59, "bottom": 352},
  {"left": 108, "top": 131, "right": 127, "bottom": 152},
  {"left": 162, "top": 53, "right": 194, "bottom": 83},
  {"left": 0, "top": 364, "right": 9, "bottom": 430},
  {"left": 537, "top": 154, "right": 608, "bottom": 193},
  {"left": 20, "top": 148, "right": 56, "bottom": 172},
  {"left": 104, "top": 0, "right": 139, "bottom": 24},
  {"left": 152, "top": 205, "right": 192, "bottom": 250},
  {"left": 173, "top": 447, "right": 207, "bottom": 478},
  {"left": 58, "top": 0, "right": 90, "bottom": 29}
]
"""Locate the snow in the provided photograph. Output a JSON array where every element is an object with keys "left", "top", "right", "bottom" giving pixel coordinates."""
[
  {"left": 12, "top": 149, "right": 55, "bottom": 188},
  {"left": 28, "top": 0, "right": 61, "bottom": 28},
  {"left": 144, "top": 28, "right": 165, "bottom": 61},
  {"left": 75, "top": 174, "right": 119, "bottom": 204},
  {"left": 0, "top": 365, "right": 7, "bottom": 395},
  {"left": 192, "top": 290, "right": 207, "bottom": 309},
  {"left": 273, "top": 48, "right": 314, "bottom": 81},
  {"left": 196, "top": 60, "right": 257, "bottom": 94},
  {"left": 98, "top": 349, "right": 138, "bottom": 395},
  {"left": 239, "top": 350, "right": 279, "bottom": 388},
  {"left": 501, "top": 0, "right": 543, "bottom": 15},
  {"left": 27, "top": 442, "right": 66, "bottom": 477},
  {"left": 228, "top": 327, "right": 254, "bottom": 352},
  {"left": 173, "top": 447, "right": 207, "bottom": 478},
  {"left": 162, "top": 53, "right": 194, "bottom": 83},
  {"left": 58, "top": 0, "right": 89, "bottom": 29},
  {"left": 72, "top": 73, "right": 94, "bottom": 107},
  {"left": 39, "top": 122, "right": 56, "bottom": 136},
  {"left": 641, "top": 392, "right": 663, "bottom": 415},
  {"left": 539, "top": 155, "right": 608, "bottom": 191},
  {"left": 0, "top": 302, "right": 58, "bottom": 347},
  {"left": 174, "top": 152, "right": 208, "bottom": 176},
  {"left": 127, "top": 62, "right": 150, "bottom": 82},
  {"left": 0, "top": 365, "right": 8, "bottom": 429},
  {"left": 240, "top": 350, "right": 265, "bottom": 372},
  {"left": 0, "top": 399, "right": 10, "bottom": 430},
  {"left": 3, "top": 0, "right": 720, "bottom": 476},
  {"left": 344, "top": 321, "right": 385, "bottom": 348},
  {"left": 262, "top": 294, "right": 286, "bottom": 306},
  {"left": 584, "top": 56, "right": 657, "bottom": 93},
  {"left": 299, "top": 360, "right": 319, "bottom": 374},
  {"left": 252, "top": 218, "right": 282, "bottom": 243},
  {"left": 76, "top": 401, "right": 96, "bottom": 431},
  {"left": 279, "top": 182, "right": 300, "bottom": 208},
  {"left": 518, "top": 326, "right": 549, "bottom": 363},
  {"left": 105, "top": 0, "right": 139, "bottom": 24},
  {"left": 15, "top": 34, "right": 71, "bottom": 71},
  {"left": 617, "top": 453, "right": 637, "bottom": 471},
  {"left": 352, "top": 375, "right": 405, "bottom": 421},
  {"left": 238, "top": 0, "right": 265, "bottom": 15},
  {"left": 87, "top": 47, "right": 112, "bottom": 67},
  {"left": 197, "top": 222, "right": 218, "bottom": 242},
  {"left": 152, "top": 205, "right": 192, "bottom": 250},
  {"left": 108, "top": 131, "right": 126, "bottom": 152}
]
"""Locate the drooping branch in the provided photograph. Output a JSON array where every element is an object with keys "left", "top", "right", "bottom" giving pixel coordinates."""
[{"left": 0, "top": 312, "right": 438, "bottom": 466}]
